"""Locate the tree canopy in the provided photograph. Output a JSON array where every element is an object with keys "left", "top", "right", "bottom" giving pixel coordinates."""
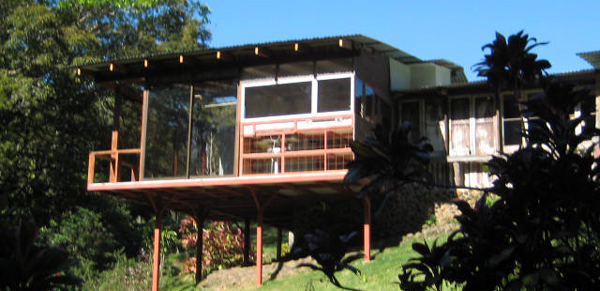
[{"left": 0, "top": 0, "right": 211, "bottom": 287}]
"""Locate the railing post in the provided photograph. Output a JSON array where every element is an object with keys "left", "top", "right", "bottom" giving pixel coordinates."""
[{"left": 88, "top": 153, "right": 96, "bottom": 184}]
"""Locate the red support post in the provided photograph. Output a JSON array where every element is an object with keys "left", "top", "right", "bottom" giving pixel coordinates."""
[
  {"left": 256, "top": 211, "right": 264, "bottom": 286},
  {"left": 152, "top": 212, "right": 163, "bottom": 291},
  {"left": 363, "top": 196, "right": 371, "bottom": 262}
]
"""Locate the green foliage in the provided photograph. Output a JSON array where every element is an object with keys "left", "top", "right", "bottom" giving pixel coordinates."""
[
  {"left": 41, "top": 206, "right": 119, "bottom": 276},
  {"left": 399, "top": 31, "right": 600, "bottom": 291},
  {"left": 0, "top": 220, "right": 82, "bottom": 291},
  {"left": 345, "top": 123, "right": 433, "bottom": 204},
  {"left": 474, "top": 30, "right": 551, "bottom": 92},
  {"left": 398, "top": 239, "right": 457, "bottom": 291},
  {"left": 295, "top": 230, "right": 363, "bottom": 290},
  {"left": 179, "top": 218, "right": 254, "bottom": 275},
  {"left": 0, "top": 1, "right": 211, "bottom": 289}
]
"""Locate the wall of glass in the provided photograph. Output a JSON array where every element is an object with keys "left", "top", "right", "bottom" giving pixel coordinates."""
[
  {"left": 243, "top": 77, "right": 352, "bottom": 119},
  {"left": 190, "top": 81, "right": 237, "bottom": 177},
  {"left": 144, "top": 84, "right": 191, "bottom": 178},
  {"left": 143, "top": 81, "right": 237, "bottom": 179}
]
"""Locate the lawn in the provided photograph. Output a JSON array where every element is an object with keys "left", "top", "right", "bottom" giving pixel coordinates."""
[{"left": 238, "top": 236, "right": 433, "bottom": 291}]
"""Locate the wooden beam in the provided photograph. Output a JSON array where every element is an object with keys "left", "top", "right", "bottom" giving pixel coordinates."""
[
  {"left": 293, "top": 43, "right": 311, "bottom": 53},
  {"left": 338, "top": 38, "right": 354, "bottom": 50},
  {"left": 216, "top": 50, "right": 234, "bottom": 61},
  {"left": 243, "top": 217, "right": 251, "bottom": 266},
  {"left": 254, "top": 46, "right": 272, "bottom": 59},
  {"left": 192, "top": 208, "right": 209, "bottom": 284},
  {"left": 109, "top": 63, "right": 127, "bottom": 73}
]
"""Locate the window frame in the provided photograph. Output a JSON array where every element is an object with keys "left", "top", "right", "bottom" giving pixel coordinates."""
[
  {"left": 240, "top": 72, "right": 354, "bottom": 122},
  {"left": 448, "top": 94, "right": 498, "bottom": 160}
]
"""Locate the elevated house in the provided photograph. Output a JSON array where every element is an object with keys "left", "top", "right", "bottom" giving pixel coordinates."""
[{"left": 79, "top": 35, "right": 599, "bottom": 290}]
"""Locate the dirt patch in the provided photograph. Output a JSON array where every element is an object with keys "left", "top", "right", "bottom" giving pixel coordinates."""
[{"left": 199, "top": 256, "right": 315, "bottom": 291}]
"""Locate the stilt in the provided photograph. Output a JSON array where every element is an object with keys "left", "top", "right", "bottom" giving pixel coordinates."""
[
  {"left": 243, "top": 218, "right": 250, "bottom": 266},
  {"left": 152, "top": 212, "right": 163, "bottom": 291},
  {"left": 276, "top": 227, "right": 282, "bottom": 261},
  {"left": 256, "top": 211, "right": 264, "bottom": 286},
  {"left": 363, "top": 196, "right": 371, "bottom": 262},
  {"left": 194, "top": 215, "right": 205, "bottom": 285}
]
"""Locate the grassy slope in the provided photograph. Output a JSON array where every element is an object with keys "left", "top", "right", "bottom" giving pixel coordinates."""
[{"left": 238, "top": 238, "right": 419, "bottom": 291}]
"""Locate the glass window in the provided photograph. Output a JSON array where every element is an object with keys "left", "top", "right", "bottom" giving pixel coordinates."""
[
  {"left": 317, "top": 78, "right": 351, "bottom": 112},
  {"left": 190, "top": 80, "right": 237, "bottom": 177},
  {"left": 450, "top": 98, "right": 470, "bottom": 156},
  {"left": 503, "top": 94, "right": 522, "bottom": 146},
  {"left": 354, "top": 78, "right": 364, "bottom": 116},
  {"left": 365, "top": 85, "right": 374, "bottom": 121},
  {"left": 474, "top": 96, "right": 495, "bottom": 155},
  {"left": 401, "top": 101, "right": 421, "bottom": 142},
  {"left": 245, "top": 82, "right": 312, "bottom": 118},
  {"left": 144, "top": 84, "right": 191, "bottom": 178},
  {"left": 424, "top": 99, "right": 445, "bottom": 152}
]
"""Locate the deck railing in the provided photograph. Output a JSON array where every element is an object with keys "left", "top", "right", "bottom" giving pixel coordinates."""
[
  {"left": 88, "top": 148, "right": 141, "bottom": 183},
  {"left": 239, "top": 113, "right": 354, "bottom": 175}
]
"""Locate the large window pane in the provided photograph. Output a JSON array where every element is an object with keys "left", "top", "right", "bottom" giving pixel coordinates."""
[
  {"left": 144, "top": 84, "right": 190, "bottom": 178},
  {"left": 450, "top": 98, "right": 470, "bottom": 156},
  {"left": 401, "top": 101, "right": 420, "bottom": 142},
  {"left": 503, "top": 94, "right": 522, "bottom": 146},
  {"left": 318, "top": 78, "right": 351, "bottom": 112},
  {"left": 245, "top": 82, "right": 311, "bottom": 118},
  {"left": 190, "top": 80, "right": 237, "bottom": 177},
  {"left": 425, "top": 99, "right": 445, "bottom": 152},
  {"left": 475, "top": 96, "right": 495, "bottom": 155}
]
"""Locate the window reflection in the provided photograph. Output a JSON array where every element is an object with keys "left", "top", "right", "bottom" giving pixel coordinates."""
[
  {"left": 144, "top": 84, "right": 190, "bottom": 178},
  {"left": 318, "top": 78, "right": 351, "bottom": 112},
  {"left": 190, "top": 81, "right": 237, "bottom": 177},
  {"left": 245, "top": 82, "right": 312, "bottom": 118},
  {"left": 144, "top": 81, "right": 237, "bottom": 179}
]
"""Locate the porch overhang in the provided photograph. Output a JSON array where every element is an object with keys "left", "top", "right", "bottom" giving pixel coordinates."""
[
  {"left": 88, "top": 170, "right": 359, "bottom": 227},
  {"left": 77, "top": 35, "right": 422, "bottom": 85}
]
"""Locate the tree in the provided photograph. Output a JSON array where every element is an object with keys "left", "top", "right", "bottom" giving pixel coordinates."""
[
  {"left": 399, "top": 31, "right": 600, "bottom": 291},
  {"left": 474, "top": 30, "right": 551, "bottom": 97},
  {"left": 344, "top": 124, "right": 434, "bottom": 205},
  {"left": 0, "top": 0, "right": 212, "bottom": 285}
]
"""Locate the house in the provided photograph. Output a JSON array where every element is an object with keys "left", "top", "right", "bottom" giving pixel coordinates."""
[
  {"left": 394, "top": 65, "right": 599, "bottom": 188},
  {"left": 78, "top": 35, "right": 599, "bottom": 290}
]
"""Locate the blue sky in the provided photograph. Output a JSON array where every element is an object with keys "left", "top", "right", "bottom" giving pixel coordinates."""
[{"left": 203, "top": 0, "right": 599, "bottom": 81}]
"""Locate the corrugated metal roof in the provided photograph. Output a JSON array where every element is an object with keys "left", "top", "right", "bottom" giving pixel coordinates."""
[
  {"left": 392, "top": 69, "right": 596, "bottom": 95},
  {"left": 578, "top": 51, "right": 600, "bottom": 69},
  {"left": 80, "top": 34, "right": 423, "bottom": 69}
]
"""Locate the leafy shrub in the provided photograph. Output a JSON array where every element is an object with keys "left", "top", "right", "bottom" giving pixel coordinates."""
[
  {"left": 179, "top": 218, "right": 254, "bottom": 274},
  {"left": 0, "top": 220, "right": 82, "bottom": 291},
  {"left": 399, "top": 32, "right": 600, "bottom": 291},
  {"left": 41, "top": 206, "right": 120, "bottom": 278}
]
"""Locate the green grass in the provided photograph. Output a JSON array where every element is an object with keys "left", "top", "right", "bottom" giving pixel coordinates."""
[{"left": 239, "top": 238, "right": 422, "bottom": 291}]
